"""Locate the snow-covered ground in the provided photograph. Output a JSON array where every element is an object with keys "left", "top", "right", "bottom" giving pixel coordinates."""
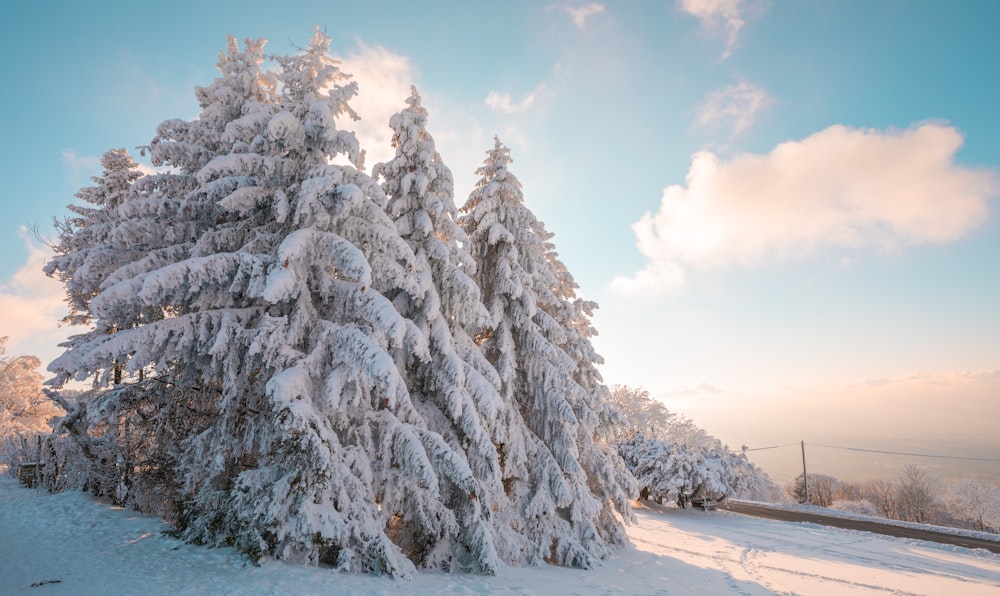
[{"left": 2, "top": 476, "right": 999, "bottom": 595}]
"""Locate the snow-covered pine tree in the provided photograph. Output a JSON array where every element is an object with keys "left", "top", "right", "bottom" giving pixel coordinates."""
[
  {"left": 45, "top": 37, "right": 279, "bottom": 512},
  {"left": 458, "top": 137, "right": 631, "bottom": 568},
  {"left": 372, "top": 87, "right": 517, "bottom": 567},
  {"left": 536, "top": 224, "right": 635, "bottom": 545},
  {"left": 45, "top": 148, "right": 143, "bottom": 329},
  {"left": 43, "top": 146, "right": 146, "bottom": 503}
]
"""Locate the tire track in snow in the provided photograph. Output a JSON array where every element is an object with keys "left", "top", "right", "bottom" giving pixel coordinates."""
[
  {"left": 713, "top": 516, "right": 1000, "bottom": 587},
  {"left": 631, "top": 504, "right": 1000, "bottom": 595}
]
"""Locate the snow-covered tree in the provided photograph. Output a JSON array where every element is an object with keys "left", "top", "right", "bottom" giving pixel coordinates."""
[
  {"left": 373, "top": 88, "right": 515, "bottom": 565},
  {"left": 609, "top": 385, "right": 778, "bottom": 503},
  {"left": 45, "top": 148, "right": 144, "bottom": 329},
  {"left": 606, "top": 385, "right": 672, "bottom": 439},
  {"left": 608, "top": 385, "right": 712, "bottom": 447},
  {"left": 945, "top": 475, "right": 1000, "bottom": 532},
  {"left": 536, "top": 225, "right": 635, "bottom": 545},
  {"left": 617, "top": 435, "right": 728, "bottom": 505},
  {"left": 459, "top": 137, "right": 632, "bottom": 568},
  {"left": 0, "top": 338, "right": 61, "bottom": 438},
  {"left": 44, "top": 30, "right": 652, "bottom": 577},
  {"left": 45, "top": 36, "right": 281, "bottom": 513}
]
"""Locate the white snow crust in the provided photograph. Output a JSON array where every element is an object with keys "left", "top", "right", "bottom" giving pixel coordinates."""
[{"left": 3, "top": 477, "right": 998, "bottom": 595}]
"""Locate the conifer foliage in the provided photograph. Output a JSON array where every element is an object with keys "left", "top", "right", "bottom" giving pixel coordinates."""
[
  {"left": 44, "top": 29, "right": 633, "bottom": 577},
  {"left": 459, "top": 138, "right": 633, "bottom": 567},
  {"left": 372, "top": 88, "right": 512, "bottom": 569},
  {"left": 46, "top": 148, "right": 144, "bottom": 328}
]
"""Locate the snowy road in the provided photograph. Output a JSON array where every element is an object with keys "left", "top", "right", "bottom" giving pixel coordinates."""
[
  {"left": 724, "top": 501, "right": 1000, "bottom": 554},
  {"left": 2, "top": 478, "right": 999, "bottom": 594}
]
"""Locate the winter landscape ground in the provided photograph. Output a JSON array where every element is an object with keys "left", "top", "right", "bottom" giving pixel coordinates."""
[{"left": 3, "top": 476, "right": 999, "bottom": 595}]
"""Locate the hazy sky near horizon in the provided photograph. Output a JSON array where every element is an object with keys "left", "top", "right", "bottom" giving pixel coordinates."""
[{"left": 1, "top": 1, "right": 998, "bottom": 479}]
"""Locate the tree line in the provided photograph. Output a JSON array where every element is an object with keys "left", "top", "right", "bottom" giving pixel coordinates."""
[{"left": 787, "top": 466, "right": 1000, "bottom": 533}]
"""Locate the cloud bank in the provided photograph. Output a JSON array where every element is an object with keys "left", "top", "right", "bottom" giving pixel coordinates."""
[{"left": 614, "top": 123, "right": 998, "bottom": 292}]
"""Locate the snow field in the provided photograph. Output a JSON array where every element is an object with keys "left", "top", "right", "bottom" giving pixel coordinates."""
[{"left": 3, "top": 477, "right": 999, "bottom": 595}]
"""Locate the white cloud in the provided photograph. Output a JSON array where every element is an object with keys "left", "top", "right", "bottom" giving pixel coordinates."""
[
  {"left": 678, "top": 0, "right": 747, "bottom": 58},
  {"left": 613, "top": 123, "right": 998, "bottom": 293},
  {"left": 563, "top": 2, "right": 606, "bottom": 31},
  {"left": 60, "top": 150, "right": 101, "bottom": 188},
  {"left": 335, "top": 43, "right": 417, "bottom": 170},
  {"left": 694, "top": 81, "right": 770, "bottom": 135},
  {"left": 485, "top": 84, "right": 545, "bottom": 114},
  {"left": 0, "top": 231, "right": 73, "bottom": 370}
]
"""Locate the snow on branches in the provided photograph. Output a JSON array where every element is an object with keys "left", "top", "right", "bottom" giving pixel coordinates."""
[
  {"left": 43, "top": 31, "right": 635, "bottom": 577},
  {"left": 459, "top": 137, "right": 633, "bottom": 568},
  {"left": 609, "top": 385, "right": 777, "bottom": 506}
]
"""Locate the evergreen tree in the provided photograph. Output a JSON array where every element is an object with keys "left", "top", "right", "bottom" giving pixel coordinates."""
[
  {"left": 45, "top": 148, "right": 143, "bottom": 329},
  {"left": 373, "top": 88, "right": 516, "bottom": 567},
  {"left": 459, "top": 137, "right": 631, "bottom": 568},
  {"left": 46, "top": 36, "right": 280, "bottom": 512},
  {"left": 536, "top": 223, "right": 635, "bottom": 543}
]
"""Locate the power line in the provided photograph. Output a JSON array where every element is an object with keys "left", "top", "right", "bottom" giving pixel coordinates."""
[
  {"left": 744, "top": 443, "right": 799, "bottom": 452},
  {"left": 741, "top": 441, "right": 1000, "bottom": 462},
  {"left": 807, "top": 442, "right": 1000, "bottom": 463}
]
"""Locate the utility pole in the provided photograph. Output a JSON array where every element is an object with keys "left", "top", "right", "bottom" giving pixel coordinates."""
[{"left": 800, "top": 440, "right": 809, "bottom": 505}]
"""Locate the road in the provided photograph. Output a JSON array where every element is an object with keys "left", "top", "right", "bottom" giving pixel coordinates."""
[{"left": 723, "top": 501, "right": 1000, "bottom": 554}]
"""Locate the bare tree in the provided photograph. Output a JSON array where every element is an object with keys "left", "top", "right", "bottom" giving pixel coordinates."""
[
  {"left": 945, "top": 475, "right": 1000, "bottom": 532},
  {"left": 833, "top": 480, "right": 865, "bottom": 502},
  {"left": 894, "top": 465, "right": 941, "bottom": 524},
  {"left": 860, "top": 479, "right": 898, "bottom": 519}
]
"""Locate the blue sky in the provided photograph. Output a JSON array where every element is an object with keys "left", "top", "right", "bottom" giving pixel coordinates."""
[{"left": 2, "top": 1, "right": 998, "bottom": 482}]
